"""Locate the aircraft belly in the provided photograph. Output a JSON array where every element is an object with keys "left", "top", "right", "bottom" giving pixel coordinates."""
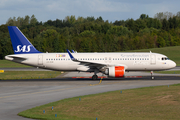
[{"left": 44, "top": 62, "right": 78, "bottom": 71}]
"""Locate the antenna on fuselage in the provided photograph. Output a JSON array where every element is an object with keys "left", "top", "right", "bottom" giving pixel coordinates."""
[{"left": 150, "top": 51, "right": 152, "bottom": 53}]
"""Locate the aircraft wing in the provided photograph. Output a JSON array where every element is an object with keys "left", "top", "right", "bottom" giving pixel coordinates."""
[
  {"left": 67, "top": 49, "right": 127, "bottom": 68},
  {"left": 67, "top": 49, "right": 105, "bottom": 67}
]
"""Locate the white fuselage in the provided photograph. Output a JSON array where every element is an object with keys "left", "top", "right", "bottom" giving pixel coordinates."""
[{"left": 5, "top": 52, "right": 176, "bottom": 72}]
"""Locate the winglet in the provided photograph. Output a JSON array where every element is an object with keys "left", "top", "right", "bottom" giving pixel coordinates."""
[
  {"left": 71, "top": 50, "right": 75, "bottom": 53},
  {"left": 67, "top": 49, "right": 76, "bottom": 61}
]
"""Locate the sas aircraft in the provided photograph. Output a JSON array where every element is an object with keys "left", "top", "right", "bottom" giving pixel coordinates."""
[{"left": 5, "top": 26, "right": 176, "bottom": 80}]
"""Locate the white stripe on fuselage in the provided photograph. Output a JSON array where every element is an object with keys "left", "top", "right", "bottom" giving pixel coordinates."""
[{"left": 5, "top": 52, "right": 176, "bottom": 71}]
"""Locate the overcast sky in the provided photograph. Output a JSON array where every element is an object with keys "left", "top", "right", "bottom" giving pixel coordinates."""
[{"left": 0, "top": 0, "right": 180, "bottom": 25}]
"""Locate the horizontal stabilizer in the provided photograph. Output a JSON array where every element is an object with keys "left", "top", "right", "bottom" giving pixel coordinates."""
[{"left": 5, "top": 55, "right": 27, "bottom": 61}]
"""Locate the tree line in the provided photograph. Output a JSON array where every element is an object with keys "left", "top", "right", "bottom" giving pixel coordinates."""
[{"left": 0, "top": 12, "right": 180, "bottom": 59}]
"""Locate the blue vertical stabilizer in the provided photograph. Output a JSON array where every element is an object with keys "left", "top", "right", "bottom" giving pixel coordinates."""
[{"left": 8, "top": 26, "right": 41, "bottom": 54}]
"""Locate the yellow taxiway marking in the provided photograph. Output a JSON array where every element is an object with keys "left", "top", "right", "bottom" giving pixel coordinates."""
[
  {"left": 0, "top": 85, "right": 87, "bottom": 99},
  {"left": 89, "top": 77, "right": 103, "bottom": 86}
]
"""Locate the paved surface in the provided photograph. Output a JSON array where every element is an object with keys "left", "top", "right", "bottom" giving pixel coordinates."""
[{"left": 1, "top": 72, "right": 180, "bottom": 120}]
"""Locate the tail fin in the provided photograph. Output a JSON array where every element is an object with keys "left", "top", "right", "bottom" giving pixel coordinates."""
[{"left": 8, "top": 26, "right": 41, "bottom": 54}]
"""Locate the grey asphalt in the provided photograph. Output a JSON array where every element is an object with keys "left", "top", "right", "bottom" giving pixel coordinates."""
[{"left": 1, "top": 74, "right": 180, "bottom": 120}]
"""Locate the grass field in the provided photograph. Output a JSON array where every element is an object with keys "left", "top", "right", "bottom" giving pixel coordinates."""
[
  {"left": 18, "top": 84, "right": 180, "bottom": 120},
  {"left": 0, "top": 71, "right": 61, "bottom": 80},
  {"left": 0, "top": 60, "right": 31, "bottom": 68},
  {"left": 0, "top": 46, "right": 180, "bottom": 68}
]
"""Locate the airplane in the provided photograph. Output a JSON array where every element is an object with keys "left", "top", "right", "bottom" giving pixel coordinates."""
[{"left": 5, "top": 26, "right": 176, "bottom": 80}]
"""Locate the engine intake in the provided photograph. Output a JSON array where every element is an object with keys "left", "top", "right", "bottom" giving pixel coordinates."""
[{"left": 105, "top": 66, "right": 125, "bottom": 77}]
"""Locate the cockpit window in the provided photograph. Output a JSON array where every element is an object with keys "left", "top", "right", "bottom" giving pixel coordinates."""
[{"left": 162, "top": 57, "right": 169, "bottom": 60}]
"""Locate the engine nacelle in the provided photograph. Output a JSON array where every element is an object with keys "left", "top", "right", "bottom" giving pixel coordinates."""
[{"left": 105, "top": 66, "right": 125, "bottom": 77}]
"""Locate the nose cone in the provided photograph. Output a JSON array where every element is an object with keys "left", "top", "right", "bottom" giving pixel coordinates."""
[{"left": 171, "top": 60, "right": 176, "bottom": 68}]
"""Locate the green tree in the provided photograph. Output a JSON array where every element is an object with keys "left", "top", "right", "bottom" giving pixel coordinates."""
[
  {"left": 140, "top": 14, "right": 149, "bottom": 19},
  {"left": 157, "top": 36, "right": 166, "bottom": 47},
  {"left": 30, "top": 15, "right": 38, "bottom": 25},
  {"left": 162, "top": 19, "right": 169, "bottom": 31}
]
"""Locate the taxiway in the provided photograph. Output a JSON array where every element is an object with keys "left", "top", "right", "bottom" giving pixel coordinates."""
[{"left": 0, "top": 75, "right": 180, "bottom": 120}]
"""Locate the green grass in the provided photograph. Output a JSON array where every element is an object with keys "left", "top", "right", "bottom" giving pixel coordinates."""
[
  {"left": 18, "top": 84, "right": 180, "bottom": 120},
  {"left": 0, "top": 60, "right": 31, "bottom": 68},
  {"left": 155, "top": 70, "right": 180, "bottom": 74},
  {"left": 0, "top": 71, "right": 61, "bottom": 80}
]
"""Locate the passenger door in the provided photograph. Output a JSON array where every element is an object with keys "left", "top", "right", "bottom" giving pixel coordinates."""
[
  {"left": 150, "top": 54, "right": 156, "bottom": 65},
  {"left": 38, "top": 55, "right": 43, "bottom": 65}
]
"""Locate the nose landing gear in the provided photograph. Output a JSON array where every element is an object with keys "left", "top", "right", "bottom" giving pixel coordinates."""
[{"left": 151, "top": 71, "right": 154, "bottom": 79}]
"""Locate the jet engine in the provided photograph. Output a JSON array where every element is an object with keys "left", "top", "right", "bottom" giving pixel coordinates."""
[{"left": 105, "top": 66, "right": 125, "bottom": 77}]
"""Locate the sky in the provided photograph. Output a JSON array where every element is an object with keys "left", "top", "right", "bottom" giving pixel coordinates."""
[{"left": 0, "top": 0, "right": 180, "bottom": 25}]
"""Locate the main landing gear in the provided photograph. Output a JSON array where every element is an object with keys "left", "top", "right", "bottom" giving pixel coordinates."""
[
  {"left": 92, "top": 69, "right": 99, "bottom": 80},
  {"left": 92, "top": 75, "right": 98, "bottom": 80}
]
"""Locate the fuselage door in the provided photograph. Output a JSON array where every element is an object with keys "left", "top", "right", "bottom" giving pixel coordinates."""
[
  {"left": 38, "top": 55, "right": 43, "bottom": 65},
  {"left": 150, "top": 54, "right": 156, "bottom": 65}
]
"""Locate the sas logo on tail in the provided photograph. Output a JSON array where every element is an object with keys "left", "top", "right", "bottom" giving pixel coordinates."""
[{"left": 15, "top": 45, "right": 32, "bottom": 52}]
